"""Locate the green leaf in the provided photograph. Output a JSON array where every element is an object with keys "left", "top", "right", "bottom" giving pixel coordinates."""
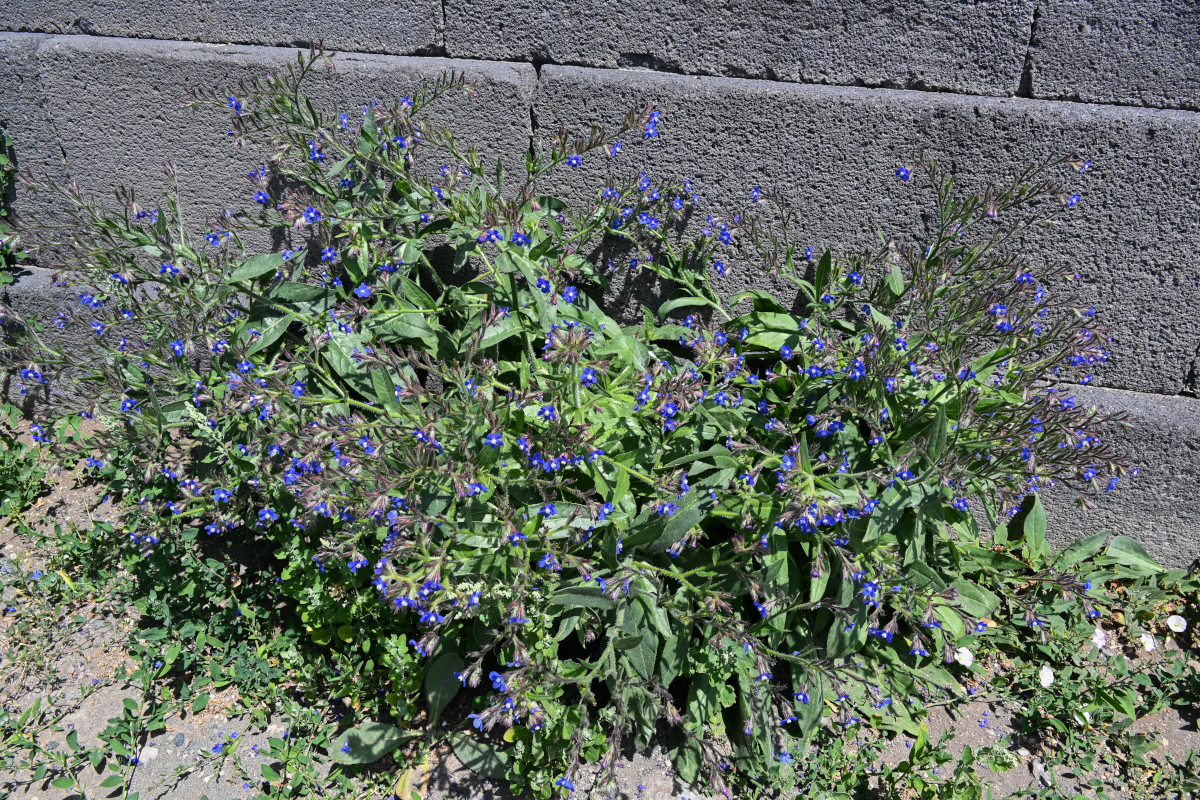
[
  {"left": 1023, "top": 495, "right": 1048, "bottom": 562},
  {"left": 424, "top": 652, "right": 465, "bottom": 726},
  {"left": 793, "top": 670, "right": 825, "bottom": 749},
  {"left": 548, "top": 586, "right": 615, "bottom": 610},
  {"left": 364, "top": 311, "right": 438, "bottom": 348},
  {"left": 730, "top": 289, "right": 787, "bottom": 313},
  {"left": 814, "top": 249, "right": 832, "bottom": 296},
  {"left": 658, "top": 631, "right": 687, "bottom": 686},
  {"left": 191, "top": 691, "right": 210, "bottom": 713},
  {"left": 269, "top": 282, "right": 330, "bottom": 303},
  {"left": 261, "top": 764, "right": 281, "bottom": 782},
  {"left": 450, "top": 732, "right": 509, "bottom": 781},
  {"left": 885, "top": 261, "right": 904, "bottom": 295},
  {"left": 328, "top": 721, "right": 409, "bottom": 765},
  {"left": 952, "top": 579, "right": 1000, "bottom": 619},
  {"left": 621, "top": 599, "right": 659, "bottom": 682},
  {"left": 371, "top": 369, "right": 399, "bottom": 411},
  {"left": 614, "top": 635, "right": 645, "bottom": 651},
  {"left": 658, "top": 294, "right": 713, "bottom": 321},
  {"left": 227, "top": 251, "right": 300, "bottom": 283},
  {"left": 926, "top": 405, "right": 947, "bottom": 464},
  {"left": 1056, "top": 530, "right": 1109, "bottom": 568},
  {"left": 864, "top": 485, "right": 927, "bottom": 542},
  {"left": 963, "top": 545, "right": 1028, "bottom": 573},
  {"left": 624, "top": 623, "right": 662, "bottom": 681},
  {"left": 51, "top": 776, "right": 75, "bottom": 789},
  {"left": 478, "top": 313, "right": 524, "bottom": 350},
  {"left": 398, "top": 274, "right": 434, "bottom": 308},
  {"left": 670, "top": 735, "right": 703, "bottom": 786},
  {"left": 1101, "top": 536, "right": 1163, "bottom": 577},
  {"left": 246, "top": 315, "right": 293, "bottom": 355}
]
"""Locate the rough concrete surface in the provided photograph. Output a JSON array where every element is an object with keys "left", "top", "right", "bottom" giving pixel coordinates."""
[
  {"left": 26, "top": 35, "right": 534, "bottom": 233},
  {"left": 1042, "top": 385, "right": 1200, "bottom": 567},
  {"left": 445, "top": 0, "right": 1036, "bottom": 98},
  {"left": 1032, "top": 0, "right": 1200, "bottom": 111},
  {"left": 0, "top": 32, "right": 69, "bottom": 203},
  {"left": 532, "top": 64, "right": 1200, "bottom": 397},
  {"left": 2, "top": 0, "right": 444, "bottom": 59}
]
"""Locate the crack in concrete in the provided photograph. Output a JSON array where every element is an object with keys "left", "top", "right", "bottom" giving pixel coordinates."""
[
  {"left": 7, "top": 27, "right": 1200, "bottom": 118},
  {"left": 527, "top": 62, "right": 542, "bottom": 168},
  {"left": 1017, "top": 0, "right": 1041, "bottom": 98}
]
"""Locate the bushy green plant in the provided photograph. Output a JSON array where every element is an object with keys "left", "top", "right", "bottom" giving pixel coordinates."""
[
  {"left": 3, "top": 46, "right": 1146, "bottom": 798},
  {"left": 0, "top": 128, "right": 20, "bottom": 285},
  {"left": 0, "top": 402, "right": 46, "bottom": 524}
]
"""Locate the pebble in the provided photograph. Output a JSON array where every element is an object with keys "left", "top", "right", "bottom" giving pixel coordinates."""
[{"left": 173, "top": 733, "right": 186, "bottom": 747}]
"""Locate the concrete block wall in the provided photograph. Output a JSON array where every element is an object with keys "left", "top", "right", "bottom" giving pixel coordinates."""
[{"left": 1, "top": 3, "right": 1198, "bottom": 564}]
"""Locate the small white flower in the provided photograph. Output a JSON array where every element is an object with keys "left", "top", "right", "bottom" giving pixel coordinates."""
[
  {"left": 953, "top": 646, "right": 974, "bottom": 667},
  {"left": 1140, "top": 633, "right": 1156, "bottom": 652},
  {"left": 1167, "top": 615, "right": 1188, "bottom": 633},
  {"left": 1039, "top": 665, "right": 1055, "bottom": 687},
  {"left": 1091, "top": 627, "right": 1107, "bottom": 650}
]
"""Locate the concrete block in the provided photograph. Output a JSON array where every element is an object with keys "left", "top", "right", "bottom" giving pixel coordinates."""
[
  {"left": 533, "top": 65, "right": 1200, "bottom": 396},
  {"left": 3, "top": 0, "right": 443, "bottom": 58},
  {"left": 1031, "top": 0, "right": 1200, "bottom": 111},
  {"left": 0, "top": 33, "right": 68, "bottom": 218},
  {"left": 23, "top": 35, "right": 534, "bottom": 232},
  {"left": 1041, "top": 385, "right": 1200, "bottom": 567},
  {"left": 446, "top": 0, "right": 1035, "bottom": 97}
]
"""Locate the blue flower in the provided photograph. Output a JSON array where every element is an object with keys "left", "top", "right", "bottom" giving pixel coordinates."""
[
  {"left": 540, "top": 502, "right": 557, "bottom": 517},
  {"left": 562, "top": 286, "right": 578, "bottom": 303},
  {"left": 468, "top": 713, "right": 483, "bottom": 730},
  {"left": 485, "top": 431, "right": 503, "bottom": 449},
  {"left": 580, "top": 366, "right": 598, "bottom": 387},
  {"left": 170, "top": 339, "right": 185, "bottom": 358},
  {"left": 536, "top": 277, "right": 552, "bottom": 294},
  {"left": 643, "top": 109, "right": 661, "bottom": 139},
  {"left": 303, "top": 206, "right": 321, "bottom": 224},
  {"left": 353, "top": 282, "right": 372, "bottom": 299},
  {"left": 258, "top": 508, "right": 279, "bottom": 523},
  {"left": 896, "top": 166, "right": 911, "bottom": 181},
  {"left": 254, "top": 190, "right": 269, "bottom": 204},
  {"left": 340, "top": 740, "right": 351, "bottom": 754},
  {"left": 566, "top": 154, "right": 582, "bottom": 169},
  {"left": 537, "top": 404, "right": 557, "bottom": 422},
  {"left": 489, "top": 671, "right": 507, "bottom": 691}
]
